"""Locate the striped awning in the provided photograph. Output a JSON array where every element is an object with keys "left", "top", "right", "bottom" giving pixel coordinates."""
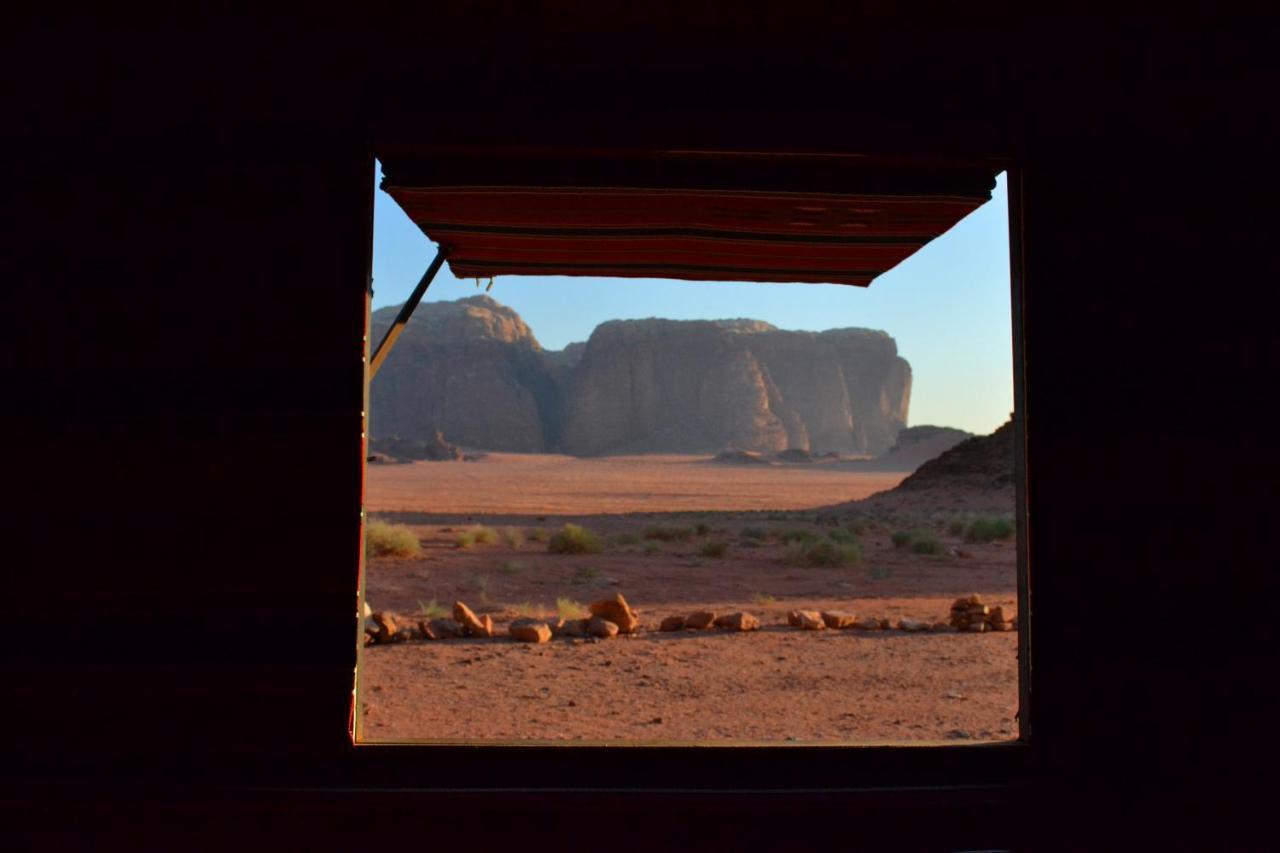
[{"left": 379, "top": 151, "right": 998, "bottom": 286}]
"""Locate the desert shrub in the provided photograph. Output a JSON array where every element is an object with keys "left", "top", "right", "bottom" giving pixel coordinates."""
[
  {"left": 495, "top": 560, "right": 523, "bottom": 575},
  {"left": 455, "top": 525, "right": 498, "bottom": 549},
  {"left": 500, "top": 526, "right": 525, "bottom": 548},
  {"left": 752, "top": 592, "right": 777, "bottom": 606},
  {"left": 526, "top": 527, "right": 549, "bottom": 542},
  {"left": 569, "top": 565, "right": 601, "bottom": 585},
  {"left": 778, "top": 528, "right": 818, "bottom": 545},
  {"left": 948, "top": 518, "right": 968, "bottom": 536},
  {"left": 698, "top": 540, "right": 729, "bottom": 558},
  {"left": 556, "top": 597, "right": 586, "bottom": 619},
  {"left": 910, "top": 529, "right": 947, "bottom": 555},
  {"left": 965, "top": 516, "right": 1016, "bottom": 543},
  {"left": 611, "top": 532, "right": 642, "bottom": 546},
  {"left": 644, "top": 525, "right": 695, "bottom": 542},
  {"left": 788, "top": 539, "right": 862, "bottom": 568},
  {"left": 846, "top": 517, "right": 869, "bottom": 535},
  {"left": 694, "top": 522, "right": 711, "bottom": 536},
  {"left": 366, "top": 521, "right": 420, "bottom": 558},
  {"left": 870, "top": 564, "right": 894, "bottom": 580},
  {"left": 417, "top": 598, "right": 446, "bottom": 619},
  {"left": 827, "top": 528, "right": 860, "bottom": 545},
  {"left": 642, "top": 542, "right": 661, "bottom": 556},
  {"left": 739, "top": 526, "right": 768, "bottom": 540},
  {"left": 890, "top": 530, "right": 914, "bottom": 549},
  {"left": 548, "top": 524, "right": 603, "bottom": 554}
]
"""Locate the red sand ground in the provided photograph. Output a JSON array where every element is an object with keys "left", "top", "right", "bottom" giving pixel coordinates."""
[{"left": 358, "top": 455, "right": 1018, "bottom": 744}]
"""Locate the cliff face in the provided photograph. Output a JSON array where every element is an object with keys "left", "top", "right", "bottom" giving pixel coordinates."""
[
  {"left": 557, "top": 319, "right": 910, "bottom": 456},
  {"left": 369, "top": 296, "right": 911, "bottom": 456},
  {"left": 368, "top": 295, "right": 560, "bottom": 452}
]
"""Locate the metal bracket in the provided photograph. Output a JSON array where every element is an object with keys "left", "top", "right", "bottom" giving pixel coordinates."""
[{"left": 368, "top": 246, "right": 449, "bottom": 380}]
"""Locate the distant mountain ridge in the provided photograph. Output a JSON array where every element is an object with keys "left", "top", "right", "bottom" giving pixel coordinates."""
[{"left": 370, "top": 295, "right": 914, "bottom": 457}]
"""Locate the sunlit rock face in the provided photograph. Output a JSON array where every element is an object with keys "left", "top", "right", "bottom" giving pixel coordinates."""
[
  {"left": 369, "top": 296, "right": 910, "bottom": 456},
  {"left": 558, "top": 319, "right": 910, "bottom": 457}
]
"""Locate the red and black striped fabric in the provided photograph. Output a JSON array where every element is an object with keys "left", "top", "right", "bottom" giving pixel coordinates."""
[{"left": 380, "top": 151, "right": 998, "bottom": 286}]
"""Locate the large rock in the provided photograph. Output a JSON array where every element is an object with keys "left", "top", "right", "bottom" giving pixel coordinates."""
[
  {"left": 790, "top": 610, "right": 826, "bottom": 630},
  {"left": 452, "top": 601, "right": 493, "bottom": 637},
  {"left": 821, "top": 610, "right": 858, "bottom": 629},
  {"left": 368, "top": 296, "right": 913, "bottom": 457},
  {"left": 509, "top": 619, "right": 552, "bottom": 643},
  {"left": 588, "top": 594, "right": 640, "bottom": 634},
  {"left": 684, "top": 611, "right": 717, "bottom": 630},
  {"left": 369, "top": 296, "right": 562, "bottom": 452},
  {"left": 714, "top": 612, "right": 760, "bottom": 631},
  {"left": 587, "top": 617, "right": 619, "bottom": 638},
  {"left": 368, "top": 611, "right": 399, "bottom": 644},
  {"left": 559, "top": 318, "right": 910, "bottom": 456}
]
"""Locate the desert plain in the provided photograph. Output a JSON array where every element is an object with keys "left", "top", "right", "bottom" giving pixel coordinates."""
[{"left": 357, "top": 453, "right": 1019, "bottom": 744}]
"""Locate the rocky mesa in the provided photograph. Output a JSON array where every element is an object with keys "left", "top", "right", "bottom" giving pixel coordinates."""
[{"left": 369, "top": 295, "right": 912, "bottom": 457}]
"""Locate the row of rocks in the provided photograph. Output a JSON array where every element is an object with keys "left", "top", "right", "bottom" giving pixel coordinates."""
[
  {"left": 786, "top": 609, "right": 943, "bottom": 632},
  {"left": 657, "top": 611, "right": 761, "bottom": 632},
  {"left": 363, "top": 593, "right": 1018, "bottom": 646},
  {"left": 511, "top": 593, "right": 643, "bottom": 644},
  {"left": 949, "top": 594, "right": 1016, "bottom": 632}
]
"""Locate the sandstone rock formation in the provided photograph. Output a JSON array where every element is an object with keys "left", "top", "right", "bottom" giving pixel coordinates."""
[
  {"left": 369, "top": 296, "right": 562, "bottom": 452},
  {"left": 559, "top": 319, "right": 910, "bottom": 456},
  {"left": 370, "top": 296, "right": 912, "bottom": 456}
]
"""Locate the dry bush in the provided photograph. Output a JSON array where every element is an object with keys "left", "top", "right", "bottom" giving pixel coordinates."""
[
  {"left": 549, "top": 524, "right": 603, "bottom": 554},
  {"left": 366, "top": 521, "right": 420, "bottom": 558}
]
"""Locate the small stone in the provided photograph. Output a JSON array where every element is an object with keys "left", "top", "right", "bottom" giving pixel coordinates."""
[
  {"left": 509, "top": 619, "right": 552, "bottom": 643},
  {"left": 965, "top": 593, "right": 984, "bottom": 607},
  {"left": 966, "top": 622, "right": 986, "bottom": 633},
  {"left": 853, "top": 616, "right": 881, "bottom": 630},
  {"left": 898, "top": 618, "right": 930, "bottom": 632},
  {"left": 793, "top": 610, "right": 825, "bottom": 630},
  {"left": 967, "top": 605, "right": 990, "bottom": 618},
  {"left": 714, "top": 612, "right": 760, "bottom": 631},
  {"left": 453, "top": 601, "right": 488, "bottom": 636},
  {"left": 370, "top": 611, "right": 399, "bottom": 644},
  {"left": 878, "top": 618, "right": 891, "bottom": 630},
  {"left": 931, "top": 621, "right": 953, "bottom": 632},
  {"left": 394, "top": 626, "right": 415, "bottom": 642},
  {"left": 988, "top": 606, "right": 1007, "bottom": 623},
  {"left": 990, "top": 621, "right": 1015, "bottom": 632},
  {"left": 587, "top": 617, "right": 619, "bottom": 638},
  {"left": 660, "top": 615, "right": 686, "bottom": 632},
  {"left": 685, "top": 611, "right": 716, "bottom": 630},
  {"left": 821, "top": 610, "right": 858, "bottom": 629},
  {"left": 544, "top": 616, "right": 567, "bottom": 636},
  {"left": 421, "top": 618, "right": 465, "bottom": 640},
  {"left": 589, "top": 593, "right": 640, "bottom": 633}
]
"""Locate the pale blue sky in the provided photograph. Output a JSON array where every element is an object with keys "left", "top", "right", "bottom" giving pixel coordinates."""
[{"left": 372, "top": 164, "right": 1013, "bottom": 435}]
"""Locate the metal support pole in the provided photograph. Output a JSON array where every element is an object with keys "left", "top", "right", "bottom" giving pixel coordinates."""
[{"left": 369, "top": 246, "right": 449, "bottom": 380}]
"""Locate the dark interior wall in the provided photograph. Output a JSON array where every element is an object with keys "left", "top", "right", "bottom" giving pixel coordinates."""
[{"left": 5, "top": 10, "right": 1277, "bottom": 845}]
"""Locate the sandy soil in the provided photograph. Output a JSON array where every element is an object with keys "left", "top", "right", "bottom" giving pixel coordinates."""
[
  {"left": 366, "top": 453, "right": 909, "bottom": 515},
  {"left": 358, "top": 457, "right": 1019, "bottom": 745}
]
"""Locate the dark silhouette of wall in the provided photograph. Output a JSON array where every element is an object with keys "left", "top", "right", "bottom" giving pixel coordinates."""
[{"left": 4, "top": 9, "right": 1277, "bottom": 847}]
